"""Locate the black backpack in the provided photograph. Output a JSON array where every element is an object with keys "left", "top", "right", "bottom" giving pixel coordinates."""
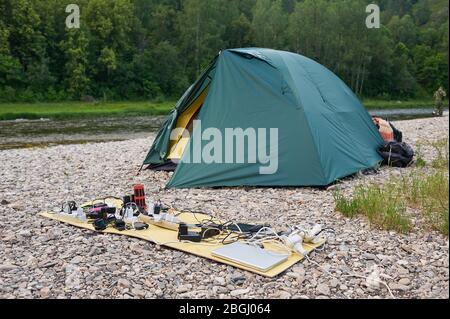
[{"left": 378, "top": 142, "right": 414, "bottom": 168}]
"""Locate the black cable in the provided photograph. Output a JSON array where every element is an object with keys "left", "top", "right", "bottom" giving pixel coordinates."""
[{"left": 316, "top": 227, "right": 336, "bottom": 237}]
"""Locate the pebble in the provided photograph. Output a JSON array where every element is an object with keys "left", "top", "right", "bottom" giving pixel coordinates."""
[
  {"left": 398, "top": 278, "right": 411, "bottom": 286},
  {"left": 214, "top": 277, "right": 226, "bottom": 286},
  {"left": 340, "top": 284, "right": 348, "bottom": 291},
  {"left": 176, "top": 284, "right": 192, "bottom": 293},
  {"left": 40, "top": 287, "right": 51, "bottom": 298},
  {"left": 117, "top": 279, "right": 131, "bottom": 289},
  {"left": 330, "top": 278, "right": 340, "bottom": 288},
  {"left": 276, "top": 291, "right": 292, "bottom": 299},
  {"left": 0, "top": 264, "right": 19, "bottom": 271},
  {"left": 230, "top": 273, "right": 246, "bottom": 285},
  {"left": 390, "top": 283, "right": 410, "bottom": 292},
  {"left": 230, "top": 288, "right": 250, "bottom": 297},
  {"left": 70, "top": 256, "right": 82, "bottom": 264},
  {"left": 316, "top": 283, "right": 331, "bottom": 296},
  {"left": 396, "top": 266, "right": 409, "bottom": 275},
  {"left": 18, "top": 230, "right": 32, "bottom": 237},
  {"left": 363, "top": 253, "right": 377, "bottom": 260},
  {"left": 131, "top": 288, "right": 146, "bottom": 298}
]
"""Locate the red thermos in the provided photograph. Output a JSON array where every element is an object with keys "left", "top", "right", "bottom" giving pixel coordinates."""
[{"left": 133, "top": 184, "right": 147, "bottom": 210}]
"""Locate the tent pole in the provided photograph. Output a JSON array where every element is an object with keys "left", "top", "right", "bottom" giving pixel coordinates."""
[{"left": 136, "top": 164, "right": 144, "bottom": 176}]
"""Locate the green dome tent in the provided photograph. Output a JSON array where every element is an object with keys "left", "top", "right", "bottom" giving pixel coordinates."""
[{"left": 143, "top": 48, "right": 383, "bottom": 188}]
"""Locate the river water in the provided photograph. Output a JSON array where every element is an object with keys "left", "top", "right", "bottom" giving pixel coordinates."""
[{"left": 0, "top": 108, "right": 445, "bottom": 150}]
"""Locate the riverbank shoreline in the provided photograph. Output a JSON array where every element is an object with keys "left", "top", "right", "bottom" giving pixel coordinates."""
[
  {"left": 1, "top": 99, "right": 448, "bottom": 121},
  {"left": 0, "top": 115, "right": 448, "bottom": 299}
]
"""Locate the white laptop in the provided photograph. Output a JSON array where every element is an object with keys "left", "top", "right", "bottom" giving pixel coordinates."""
[{"left": 212, "top": 242, "right": 289, "bottom": 272}]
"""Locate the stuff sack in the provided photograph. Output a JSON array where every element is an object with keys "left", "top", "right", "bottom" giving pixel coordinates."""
[{"left": 378, "top": 142, "right": 414, "bottom": 168}]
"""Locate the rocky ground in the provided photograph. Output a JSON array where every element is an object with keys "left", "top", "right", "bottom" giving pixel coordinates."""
[{"left": 0, "top": 115, "right": 448, "bottom": 299}]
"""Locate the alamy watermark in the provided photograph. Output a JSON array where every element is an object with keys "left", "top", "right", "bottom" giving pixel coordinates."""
[
  {"left": 366, "top": 4, "right": 380, "bottom": 29},
  {"left": 66, "top": 4, "right": 80, "bottom": 29},
  {"left": 170, "top": 120, "right": 279, "bottom": 175},
  {"left": 63, "top": 4, "right": 379, "bottom": 31}
]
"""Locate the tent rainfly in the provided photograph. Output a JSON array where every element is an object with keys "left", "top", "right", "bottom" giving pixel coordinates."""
[{"left": 143, "top": 48, "right": 383, "bottom": 188}]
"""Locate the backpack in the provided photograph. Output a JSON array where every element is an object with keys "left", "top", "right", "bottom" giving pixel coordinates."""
[{"left": 378, "top": 142, "right": 414, "bottom": 168}]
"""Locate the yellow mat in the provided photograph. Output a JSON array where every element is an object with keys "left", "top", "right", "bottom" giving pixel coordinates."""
[{"left": 39, "top": 211, "right": 324, "bottom": 277}]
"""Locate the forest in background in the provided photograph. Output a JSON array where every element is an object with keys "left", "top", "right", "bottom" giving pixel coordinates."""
[{"left": 0, "top": 0, "right": 448, "bottom": 103}]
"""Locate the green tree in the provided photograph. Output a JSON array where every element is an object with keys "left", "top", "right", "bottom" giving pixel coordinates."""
[
  {"left": 177, "top": 0, "right": 227, "bottom": 78},
  {"left": 60, "top": 30, "right": 90, "bottom": 98},
  {"left": 252, "top": 0, "right": 288, "bottom": 49},
  {"left": 412, "top": 0, "right": 432, "bottom": 25},
  {"left": 0, "top": 20, "right": 22, "bottom": 88},
  {"left": 3, "top": 0, "right": 45, "bottom": 73},
  {"left": 387, "top": 15, "right": 418, "bottom": 48},
  {"left": 226, "top": 13, "right": 254, "bottom": 48},
  {"left": 418, "top": 53, "right": 448, "bottom": 91},
  {"left": 390, "top": 43, "right": 418, "bottom": 97},
  {"left": 0, "top": 0, "right": 448, "bottom": 101}
]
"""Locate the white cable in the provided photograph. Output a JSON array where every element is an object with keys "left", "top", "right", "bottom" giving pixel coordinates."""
[
  {"left": 201, "top": 227, "right": 222, "bottom": 240},
  {"left": 247, "top": 227, "right": 283, "bottom": 241},
  {"left": 229, "top": 222, "right": 243, "bottom": 233}
]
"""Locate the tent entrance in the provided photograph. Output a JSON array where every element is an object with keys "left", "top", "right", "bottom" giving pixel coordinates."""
[{"left": 167, "top": 86, "right": 209, "bottom": 160}]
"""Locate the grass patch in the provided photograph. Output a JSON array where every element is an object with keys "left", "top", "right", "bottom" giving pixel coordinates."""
[
  {"left": 334, "top": 183, "right": 411, "bottom": 233},
  {"left": 1, "top": 99, "right": 447, "bottom": 120},
  {"left": 431, "top": 139, "right": 449, "bottom": 170},
  {"left": 402, "top": 171, "right": 449, "bottom": 236},
  {"left": 0, "top": 101, "right": 175, "bottom": 121},
  {"left": 362, "top": 98, "right": 449, "bottom": 110},
  {"left": 415, "top": 141, "right": 428, "bottom": 168},
  {"left": 334, "top": 149, "right": 449, "bottom": 236},
  {"left": 413, "top": 138, "right": 448, "bottom": 169}
]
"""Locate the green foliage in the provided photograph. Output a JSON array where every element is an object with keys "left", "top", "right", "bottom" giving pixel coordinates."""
[
  {"left": 334, "top": 184, "right": 411, "bottom": 233},
  {"left": 402, "top": 171, "right": 449, "bottom": 236},
  {"left": 60, "top": 29, "right": 89, "bottom": 98},
  {"left": 431, "top": 139, "right": 449, "bottom": 170},
  {"left": 0, "top": 0, "right": 448, "bottom": 102},
  {"left": 415, "top": 141, "right": 427, "bottom": 168}
]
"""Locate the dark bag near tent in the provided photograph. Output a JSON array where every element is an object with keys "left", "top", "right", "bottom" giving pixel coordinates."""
[
  {"left": 389, "top": 123, "right": 403, "bottom": 142},
  {"left": 378, "top": 142, "right": 414, "bottom": 168}
]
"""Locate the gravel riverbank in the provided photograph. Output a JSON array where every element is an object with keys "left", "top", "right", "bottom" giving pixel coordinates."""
[{"left": 0, "top": 115, "right": 448, "bottom": 299}]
